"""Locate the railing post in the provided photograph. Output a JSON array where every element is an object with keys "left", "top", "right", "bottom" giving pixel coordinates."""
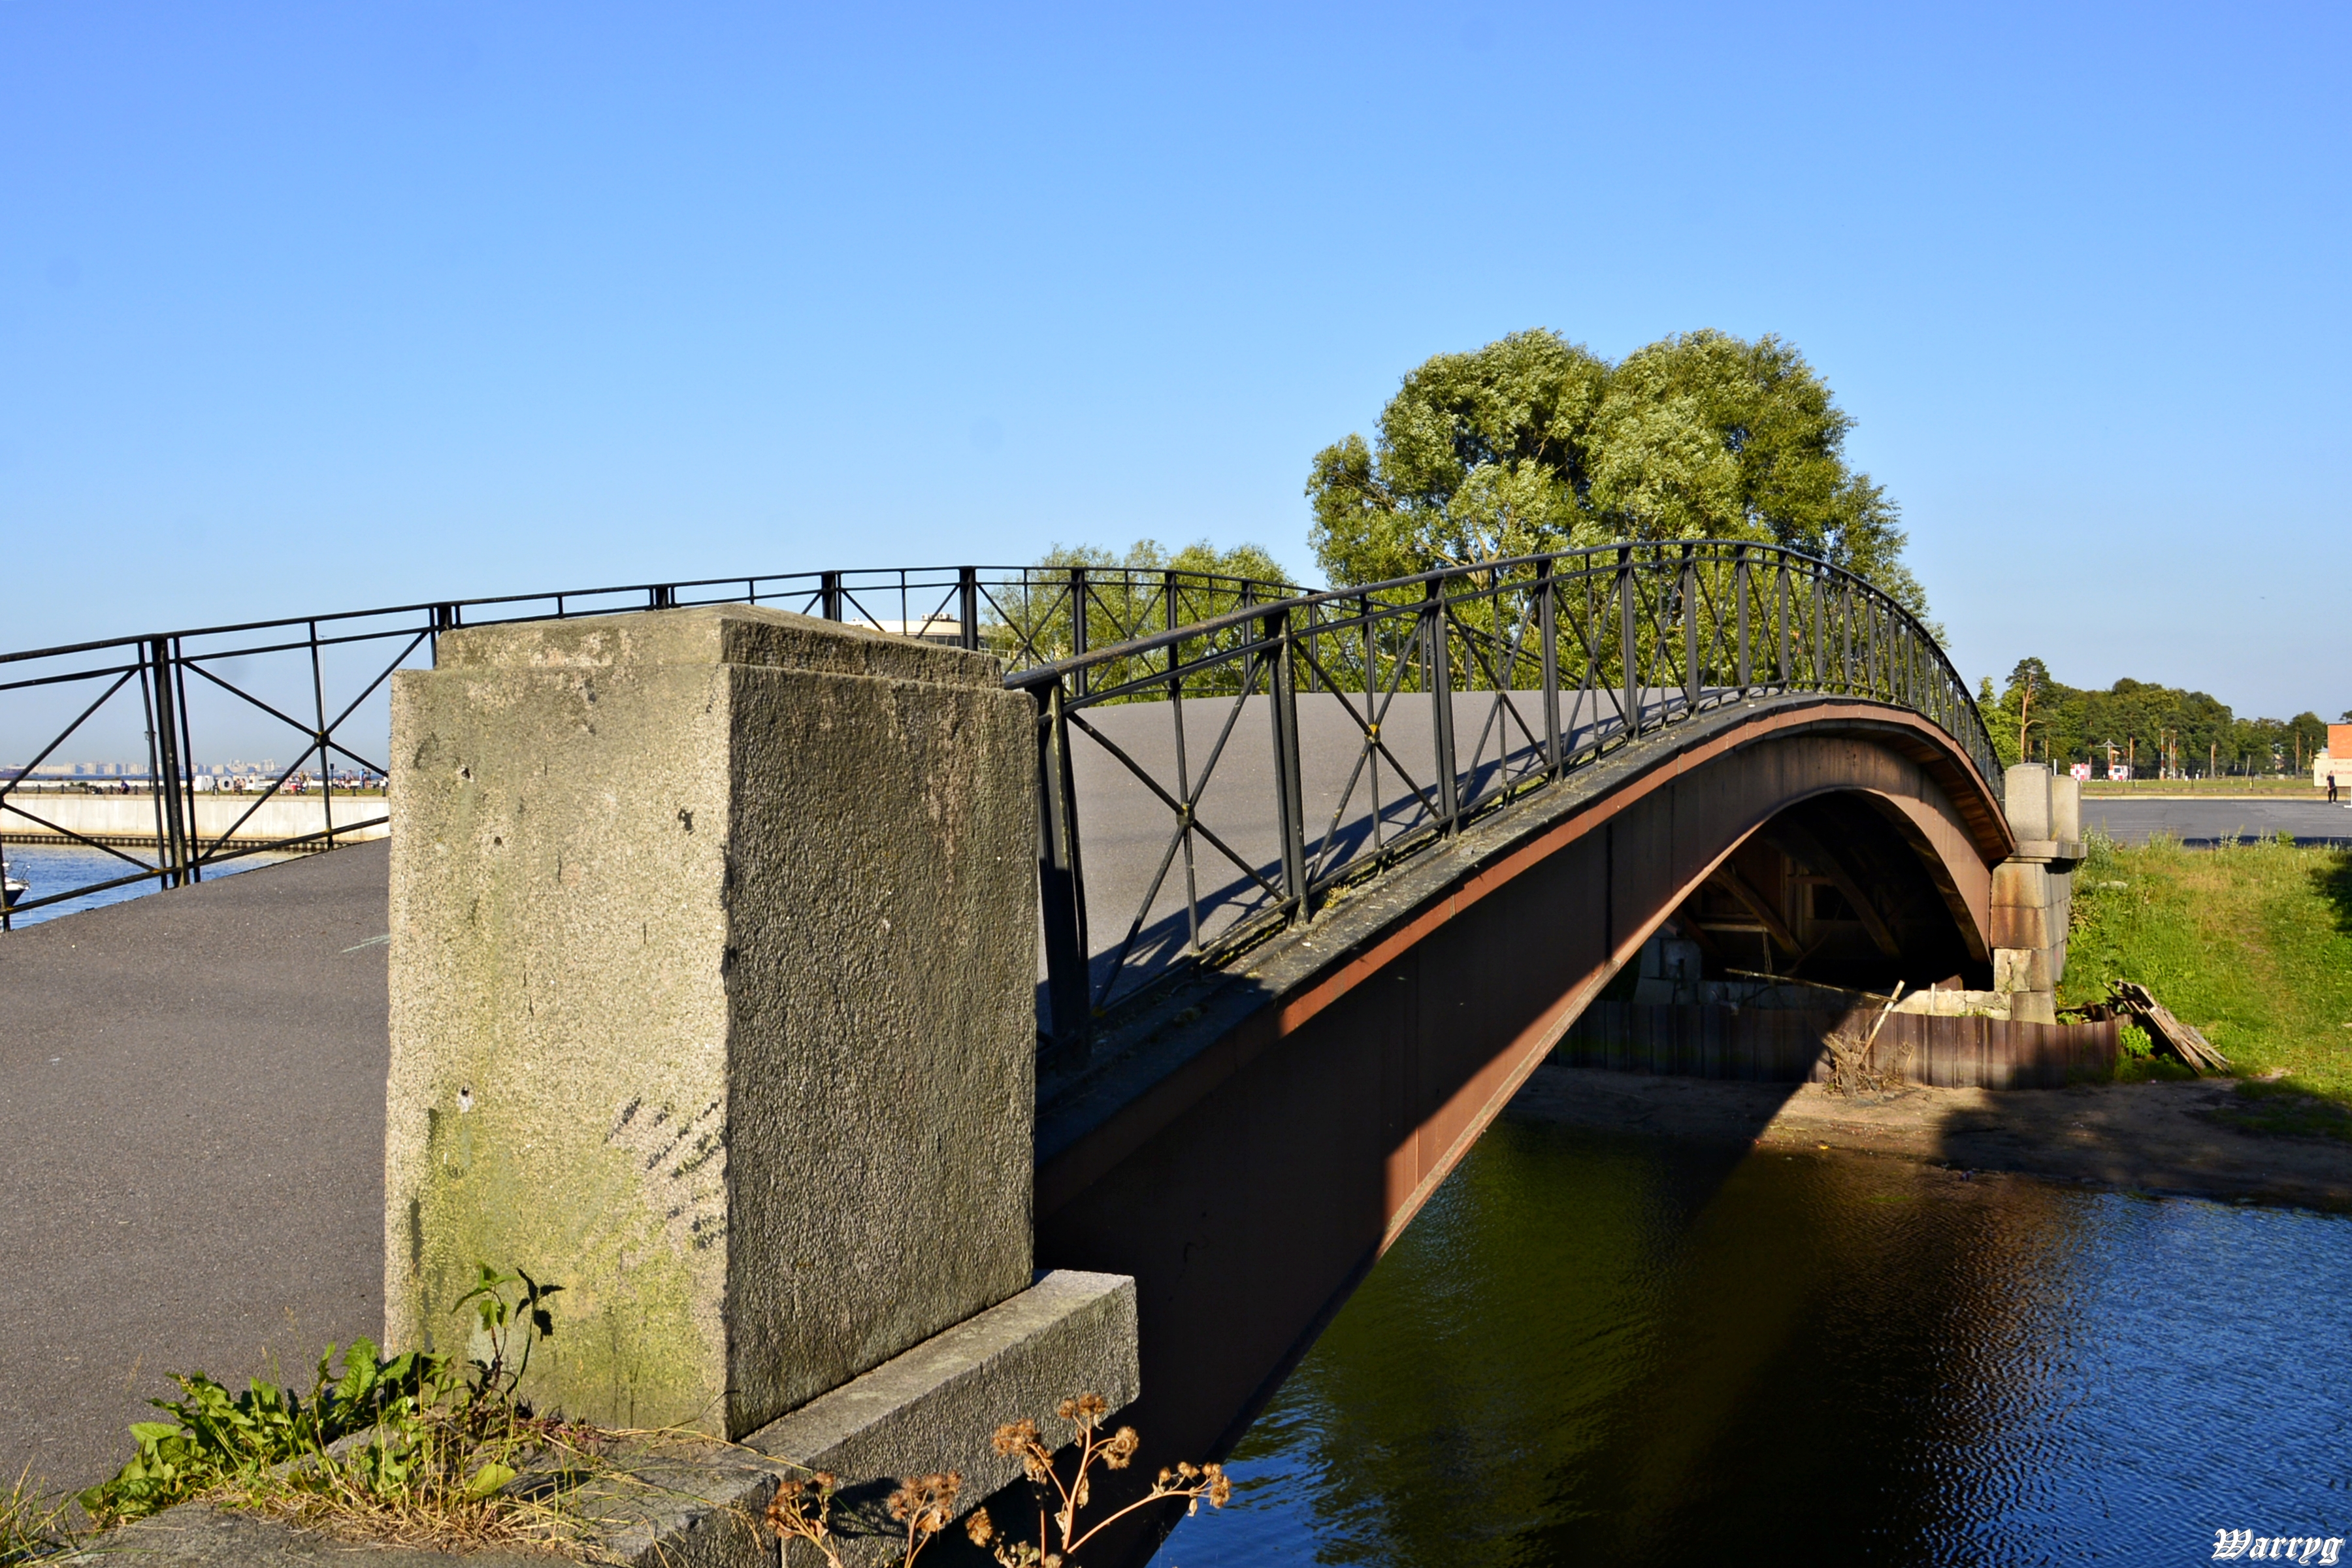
[
  {"left": 958, "top": 566, "right": 979, "bottom": 651},
  {"left": 139, "top": 645, "right": 169, "bottom": 890},
  {"left": 1069, "top": 566, "right": 1089, "bottom": 699},
  {"left": 144, "top": 638, "right": 189, "bottom": 887},
  {"left": 1619, "top": 547, "right": 1639, "bottom": 739},
  {"left": 1777, "top": 561, "right": 1792, "bottom": 687},
  {"left": 1237, "top": 578, "right": 1257, "bottom": 693},
  {"left": 308, "top": 619, "right": 337, "bottom": 853},
  {"left": 820, "top": 571, "right": 843, "bottom": 622},
  {"left": 1164, "top": 569, "right": 1201, "bottom": 949},
  {"left": 1268, "top": 610, "right": 1310, "bottom": 920},
  {"left": 1538, "top": 563, "right": 1561, "bottom": 777},
  {"left": 1840, "top": 582, "right": 1855, "bottom": 693},
  {"left": 1812, "top": 573, "right": 1827, "bottom": 693},
  {"left": 1426, "top": 581, "right": 1459, "bottom": 830},
  {"left": 1680, "top": 542, "right": 1698, "bottom": 717},
  {"left": 173, "top": 644, "right": 203, "bottom": 879},
  {"left": 1035, "top": 680, "right": 1091, "bottom": 1064},
  {"left": 1735, "top": 545, "right": 1751, "bottom": 694}
]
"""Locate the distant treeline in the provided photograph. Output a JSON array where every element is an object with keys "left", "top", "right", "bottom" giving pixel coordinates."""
[{"left": 1983, "top": 659, "right": 2328, "bottom": 776}]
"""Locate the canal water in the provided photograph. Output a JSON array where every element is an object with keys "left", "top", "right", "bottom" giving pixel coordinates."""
[
  {"left": 1163, "top": 1115, "right": 2352, "bottom": 1566},
  {"left": 1, "top": 842, "right": 296, "bottom": 928}
]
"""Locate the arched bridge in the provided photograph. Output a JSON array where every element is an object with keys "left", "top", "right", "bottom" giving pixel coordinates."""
[
  {"left": 5, "top": 544, "right": 2070, "bottom": 1563},
  {"left": 1001, "top": 542, "right": 2044, "bottom": 1510}
]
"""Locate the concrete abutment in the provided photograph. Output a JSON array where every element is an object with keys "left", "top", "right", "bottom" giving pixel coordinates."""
[
  {"left": 1991, "top": 763, "right": 2081, "bottom": 1023},
  {"left": 383, "top": 604, "right": 1135, "bottom": 1565}
]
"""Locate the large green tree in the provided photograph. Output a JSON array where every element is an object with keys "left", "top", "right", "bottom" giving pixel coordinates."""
[{"left": 1306, "top": 328, "right": 1925, "bottom": 616}]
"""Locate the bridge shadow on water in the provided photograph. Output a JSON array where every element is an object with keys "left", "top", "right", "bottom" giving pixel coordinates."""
[{"left": 1149, "top": 1066, "right": 2349, "bottom": 1568}]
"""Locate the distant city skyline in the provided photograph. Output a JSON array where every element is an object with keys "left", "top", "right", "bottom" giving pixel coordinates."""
[
  {"left": 4, "top": 1, "right": 2345, "bottom": 721},
  {"left": 7, "top": 761, "right": 281, "bottom": 777}
]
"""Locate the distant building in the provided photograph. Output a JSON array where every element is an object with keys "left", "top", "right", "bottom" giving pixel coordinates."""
[{"left": 2313, "top": 725, "right": 2352, "bottom": 788}]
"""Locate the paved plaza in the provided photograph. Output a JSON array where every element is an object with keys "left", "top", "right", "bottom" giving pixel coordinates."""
[{"left": 0, "top": 845, "right": 388, "bottom": 1495}]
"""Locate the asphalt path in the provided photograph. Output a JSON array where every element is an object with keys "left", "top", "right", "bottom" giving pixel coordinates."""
[
  {"left": 2079, "top": 798, "right": 2352, "bottom": 846},
  {"left": 0, "top": 843, "right": 388, "bottom": 1497}
]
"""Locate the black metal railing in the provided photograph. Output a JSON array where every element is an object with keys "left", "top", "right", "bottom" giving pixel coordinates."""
[
  {"left": 2, "top": 544, "right": 1995, "bottom": 1063},
  {"left": 1008, "top": 541, "right": 1999, "bottom": 1054},
  {"left": 0, "top": 563, "right": 1299, "bottom": 928}
]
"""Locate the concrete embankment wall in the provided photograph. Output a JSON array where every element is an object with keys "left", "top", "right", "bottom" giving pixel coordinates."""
[
  {"left": 1561, "top": 1000, "right": 2119, "bottom": 1089},
  {"left": 0, "top": 793, "right": 387, "bottom": 847}
]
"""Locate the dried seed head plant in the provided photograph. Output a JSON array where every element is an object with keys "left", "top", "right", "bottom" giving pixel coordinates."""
[
  {"left": 759, "top": 1392, "right": 1228, "bottom": 1568},
  {"left": 887, "top": 1473, "right": 962, "bottom": 1561},
  {"left": 968, "top": 1392, "right": 1226, "bottom": 1568}
]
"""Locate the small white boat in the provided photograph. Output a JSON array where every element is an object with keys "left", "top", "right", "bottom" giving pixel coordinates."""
[{"left": 2, "top": 857, "right": 24, "bottom": 909}]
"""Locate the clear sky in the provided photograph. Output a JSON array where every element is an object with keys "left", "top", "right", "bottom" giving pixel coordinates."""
[{"left": 5, "top": 1, "right": 2346, "bottom": 721}]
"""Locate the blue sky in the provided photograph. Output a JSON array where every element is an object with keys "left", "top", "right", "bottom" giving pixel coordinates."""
[{"left": 5, "top": 1, "right": 2347, "bottom": 721}]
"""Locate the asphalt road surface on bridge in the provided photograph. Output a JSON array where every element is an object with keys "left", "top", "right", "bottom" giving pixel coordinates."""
[{"left": 0, "top": 844, "right": 389, "bottom": 1497}]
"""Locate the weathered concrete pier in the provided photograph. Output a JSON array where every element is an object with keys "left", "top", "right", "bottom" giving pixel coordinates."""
[{"left": 384, "top": 604, "right": 1142, "bottom": 1561}]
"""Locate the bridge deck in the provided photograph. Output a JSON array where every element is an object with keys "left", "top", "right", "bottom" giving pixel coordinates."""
[{"left": 0, "top": 845, "right": 388, "bottom": 1495}]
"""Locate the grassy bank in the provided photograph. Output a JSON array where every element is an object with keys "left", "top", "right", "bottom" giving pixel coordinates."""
[{"left": 2062, "top": 834, "right": 2352, "bottom": 1128}]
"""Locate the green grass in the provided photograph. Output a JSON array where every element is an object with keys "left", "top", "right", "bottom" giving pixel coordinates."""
[
  {"left": 2079, "top": 778, "right": 2325, "bottom": 797},
  {"left": 2062, "top": 833, "right": 2352, "bottom": 1121},
  {"left": 1, "top": 1470, "right": 73, "bottom": 1565}
]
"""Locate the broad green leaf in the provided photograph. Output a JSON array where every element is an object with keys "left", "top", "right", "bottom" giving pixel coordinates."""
[{"left": 463, "top": 1462, "right": 517, "bottom": 1499}]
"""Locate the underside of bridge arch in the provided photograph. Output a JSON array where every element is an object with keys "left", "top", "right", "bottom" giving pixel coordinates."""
[
  {"left": 1030, "top": 695, "right": 2009, "bottom": 1561},
  {"left": 1646, "top": 786, "right": 1994, "bottom": 999}
]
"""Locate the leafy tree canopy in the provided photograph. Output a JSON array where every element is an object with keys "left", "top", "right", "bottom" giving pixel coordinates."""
[
  {"left": 1984, "top": 656, "right": 2328, "bottom": 776},
  {"left": 1307, "top": 328, "right": 1924, "bottom": 617},
  {"left": 1036, "top": 536, "right": 1294, "bottom": 588}
]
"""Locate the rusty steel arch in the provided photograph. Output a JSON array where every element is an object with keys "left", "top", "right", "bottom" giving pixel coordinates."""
[
  {"left": 1013, "top": 540, "right": 2000, "bottom": 1056},
  {"left": 1022, "top": 561, "right": 2012, "bottom": 1560}
]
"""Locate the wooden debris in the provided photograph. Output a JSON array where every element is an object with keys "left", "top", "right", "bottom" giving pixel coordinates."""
[
  {"left": 2106, "top": 981, "right": 2231, "bottom": 1074},
  {"left": 1823, "top": 983, "right": 1914, "bottom": 1096}
]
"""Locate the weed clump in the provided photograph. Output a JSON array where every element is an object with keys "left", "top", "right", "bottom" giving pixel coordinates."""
[
  {"left": 1, "top": 1470, "right": 74, "bottom": 1565},
  {"left": 13, "top": 1270, "right": 1224, "bottom": 1567},
  {"left": 59, "top": 1264, "right": 597, "bottom": 1558}
]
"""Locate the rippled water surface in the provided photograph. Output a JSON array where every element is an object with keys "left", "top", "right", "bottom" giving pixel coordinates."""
[
  {"left": 1162, "top": 1119, "right": 2352, "bottom": 1567},
  {"left": 1, "top": 842, "right": 296, "bottom": 927}
]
